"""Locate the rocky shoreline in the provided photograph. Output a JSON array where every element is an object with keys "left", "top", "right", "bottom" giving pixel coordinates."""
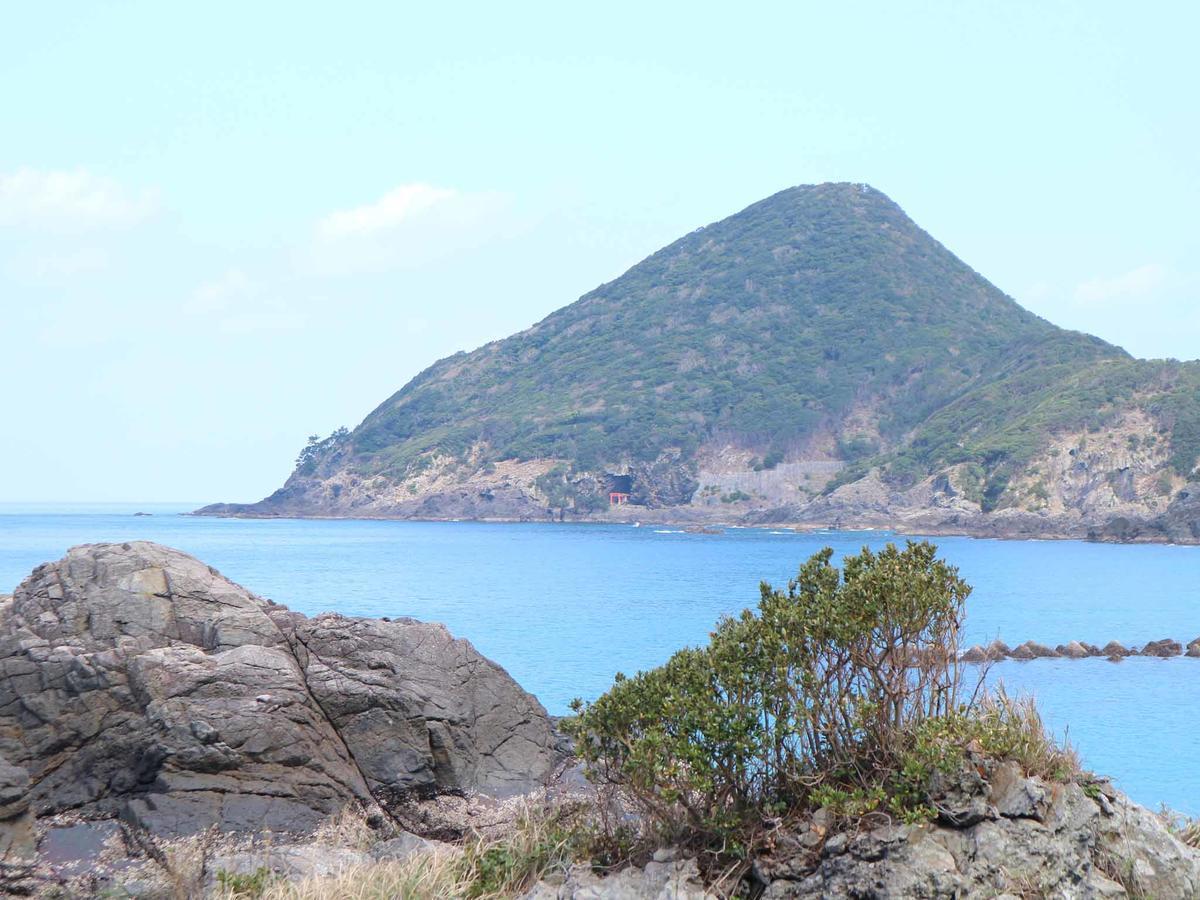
[
  {"left": 194, "top": 444, "right": 1200, "bottom": 546},
  {"left": 193, "top": 493, "right": 1200, "bottom": 546},
  {"left": 2, "top": 542, "right": 1200, "bottom": 897}
]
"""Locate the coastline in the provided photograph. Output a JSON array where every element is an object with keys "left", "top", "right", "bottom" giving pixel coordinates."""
[{"left": 187, "top": 505, "right": 1200, "bottom": 546}]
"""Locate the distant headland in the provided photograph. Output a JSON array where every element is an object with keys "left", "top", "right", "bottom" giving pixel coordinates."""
[{"left": 196, "top": 184, "right": 1200, "bottom": 546}]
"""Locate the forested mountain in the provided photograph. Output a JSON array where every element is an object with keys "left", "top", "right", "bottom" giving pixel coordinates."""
[{"left": 199, "top": 184, "right": 1200, "bottom": 542}]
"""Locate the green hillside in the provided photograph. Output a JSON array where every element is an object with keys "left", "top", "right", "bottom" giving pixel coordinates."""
[
  {"left": 214, "top": 182, "right": 1199, "bottom": 532},
  {"left": 330, "top": 184, "right": 1140, "bottom": 480}
]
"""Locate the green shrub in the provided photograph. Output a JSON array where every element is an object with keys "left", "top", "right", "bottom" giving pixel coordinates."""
[
  {"left": 216, "top": 867, "right": 272, "bottom": 898},
  {"left": 458, "top": 803, "right": 585, "bottom": 897},
  {"left": 567, "top": 541, "right": 971, "bottom": 853}
]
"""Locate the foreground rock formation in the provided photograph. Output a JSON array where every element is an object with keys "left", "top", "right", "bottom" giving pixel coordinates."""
[
  {"left": 525, "top": 764, "right": 1200, "bottom": 899},
  {"left": 0, "top": 542, "right": 562, "bottom": 848},
  {"left": 2, "top": 541, "right": 1199, "bottom": 897}
]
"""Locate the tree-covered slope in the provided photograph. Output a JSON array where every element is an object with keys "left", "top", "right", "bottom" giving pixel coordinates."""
[
  {"left": 199, "top": 183, "right": 1200, "bottom": 541},
  {"left": 343, "top": 184, "right": 1121, "bottom": 477}
]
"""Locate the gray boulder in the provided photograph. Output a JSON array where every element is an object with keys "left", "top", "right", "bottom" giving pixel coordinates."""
[
  {"left": 273, "top": 608, "right": 558, "bottom": 800},
  {"left": 754, "top": 770, "right": 1197, "bottom": 897},
  {"left": 370, "top": 831, "right": 454, "bottom": 862},
  {"left": 0, "top": 758, "right": 33, "bottom": 863},
  {"left": 1056, "top": 640, "right": 1090, "bottom": 659},
  {"left": 207, "top": 846, "right": 372, "bottom": 886},
  {"left": 0, "top": 756, "right": 35, "bottom": 894},
  {"left": 522, "top": 852, "right": 717, "bottom": 899},
  {"left": 1139, "top": 638, "right": 1182, "bottom": 658},
  {"left": 1095, "top": 791, "right": 1200, "bottom": 897},
  {"left": 985, "top": 639, "right": 1011, "bottom": 660},
  {"left": 1010, "top": 640, "right": 1060, "bottom": 660},
  {"left": 0, "top": 542, "right": 561, "bottom": 837},
  {"left": 959, "top": 645, "right": 988, "bottom": 663}
]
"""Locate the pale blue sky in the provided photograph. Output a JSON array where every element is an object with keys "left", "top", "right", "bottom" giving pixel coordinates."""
[{"left": 2, "top": 1, "right": 1197, "bottom": 502}]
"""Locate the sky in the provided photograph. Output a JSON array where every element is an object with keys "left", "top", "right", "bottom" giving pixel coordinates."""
[{"left": 2, "top": 1, "right": 1197, "bottom": 503}]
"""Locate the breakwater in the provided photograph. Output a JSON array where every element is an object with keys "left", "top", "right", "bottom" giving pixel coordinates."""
[{"left": 960, "top": 637, "right": 1198, "bottom": 662}]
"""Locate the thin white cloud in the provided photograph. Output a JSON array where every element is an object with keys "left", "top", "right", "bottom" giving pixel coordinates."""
[
  {"left": 6, "top": 247, "right": 111, "bottom": 283},
  {"left": 307, "top": 183, "right": 513, "bottom": 274},
  {"left": 1074, "top": 263, "right": 1166, "bottom": 305},
  {"left": 186, "top": 269, "right": 256, "bottom": 314},
  {"left": 317, "top": 183, "right": 457, "bottom": 239},
  {"left": 186, "top": 269, "right": 307, "bottom": 334},
  {"left": 0, "top": 168, "right": 158, "bottom": 230}
]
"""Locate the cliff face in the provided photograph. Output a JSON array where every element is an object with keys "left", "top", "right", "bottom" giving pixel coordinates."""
[{"left": 197, "top": 184, "right": 1200, "bottom": 542}]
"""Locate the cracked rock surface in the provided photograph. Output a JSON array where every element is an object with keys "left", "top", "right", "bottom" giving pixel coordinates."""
[
  {"left": 0, "top": 542, "right": 562, "bottom": 838},
  {"left": 523, "top": 765, "right": 1200, "bottom": 899}
]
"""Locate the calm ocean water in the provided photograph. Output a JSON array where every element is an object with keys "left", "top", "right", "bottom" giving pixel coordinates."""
[{"left": 1, "top": 503, "right": 1198, "bottom": 813}]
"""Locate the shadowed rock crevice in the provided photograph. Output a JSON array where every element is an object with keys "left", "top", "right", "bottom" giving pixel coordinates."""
[{"left": 0, "top": 542, "right": 563, "bottom": 839}]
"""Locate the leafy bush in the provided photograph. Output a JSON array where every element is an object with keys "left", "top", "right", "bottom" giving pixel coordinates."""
[
  {"left": 752, "top": 450, "right": 785, "bottom": 471},
  {"left": 567, "top": 541, "right": 972, "bottom": 853},
  {"left": 872, "top": 685, "right": 1078, "bottom": 826},
  {"left": 837, "top": 435, "right": 880, "bottom": 461}
]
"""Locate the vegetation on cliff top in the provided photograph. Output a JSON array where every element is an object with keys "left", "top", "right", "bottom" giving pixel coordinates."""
[{"left": 567, "top": 542, "right": 1078, "bottom": 858}]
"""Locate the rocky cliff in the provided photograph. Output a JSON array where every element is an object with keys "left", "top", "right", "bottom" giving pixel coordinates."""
[
  {"left": 525, "top": 765, "right": 1200, "bottom": 898},
  {"left": 0, "top": 542, "right": 562, "bottom": 846},
  {"left": 196, "top": 184, "right": 1200, "bottom": 543}
]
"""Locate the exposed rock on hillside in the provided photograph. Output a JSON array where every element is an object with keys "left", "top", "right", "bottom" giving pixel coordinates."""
[{"left": 0, "top": 542, "right": 562, "bottom": 838}]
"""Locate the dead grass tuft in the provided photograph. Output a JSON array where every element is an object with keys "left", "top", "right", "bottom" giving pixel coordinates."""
[
  {"left": 252, "top": 852, "right": 466, "bottom": 900},
  {"left": 973, "top": 685, "right": 1081, "bottom": 782},
  {"left": 310, "top": 805, "right": 382, "bottom": 852}
]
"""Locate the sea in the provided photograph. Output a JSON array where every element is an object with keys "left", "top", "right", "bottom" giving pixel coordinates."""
[{"left": 1, "top": 502, "right": 1197, "bottom": 814}]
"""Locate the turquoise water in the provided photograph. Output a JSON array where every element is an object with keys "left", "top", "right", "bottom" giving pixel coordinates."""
[{"left": 1, "top": 504, "right": 1198, "bottom": 813}]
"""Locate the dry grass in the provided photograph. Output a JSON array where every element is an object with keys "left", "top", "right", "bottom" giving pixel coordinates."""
[
  {"left": 453, "top": 800, "right": 583, "bottom": 897},
  {"left": 1178, "top": 820, "right": 1200, "bottom": 849},
  {"left": 251, "top": 850, "right": 467, "bottom": 900},
  {"left": 310, "top": 805, "right": 381, "bottom": 851},
  {"left": 1156, "top": 805, "right": 1200, "bottom": 849},
  {"left": 123, "top": 823, "right": 223, "bottom": 900},
  {"left": 973, "top": 685, "right": 1081, "bottom": 782},
  {"left": 209, "top": 799, "right": 586, "bottom": 900}
]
